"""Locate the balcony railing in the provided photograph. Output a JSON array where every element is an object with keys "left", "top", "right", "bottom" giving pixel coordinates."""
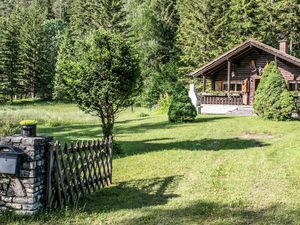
[{"left": 200, "top": 93, "right": 243, "bottom": 105}]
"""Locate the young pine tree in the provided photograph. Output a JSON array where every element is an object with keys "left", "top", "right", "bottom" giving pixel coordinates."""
[
  {"left": 254, "top": 62, "right": 296, "bottom": 120},
  {"left": 168, "top": 81, "right": 197, "bottom": 123}
]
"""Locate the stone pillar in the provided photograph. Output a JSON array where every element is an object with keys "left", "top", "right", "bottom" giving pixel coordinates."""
[{"left": 0, "top": 135, "right": 52, "bottom": 215}]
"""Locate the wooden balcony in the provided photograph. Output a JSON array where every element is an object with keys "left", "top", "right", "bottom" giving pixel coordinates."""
[{"left": 200, "top": 93, "right": 243, "bottom": 105}]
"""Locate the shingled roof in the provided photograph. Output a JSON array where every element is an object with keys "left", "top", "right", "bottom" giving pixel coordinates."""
[{"left": 191, "top": 39, "right": 300, "bottom": 77}]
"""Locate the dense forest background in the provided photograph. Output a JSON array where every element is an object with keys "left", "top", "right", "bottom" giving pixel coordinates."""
[{"left": 0, "top": 0, "right": 299, "bottom": 107}]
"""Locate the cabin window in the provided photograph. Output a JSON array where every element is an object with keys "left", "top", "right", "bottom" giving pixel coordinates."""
[
  {"left": 236, "top": 83, "right": 242, "bottom": 91},
  {"left": 222, "top": 81, "right": 243, "bottom": 92},
  {"left": 288, "top": 81, "right": 300, "bottom": 91}
]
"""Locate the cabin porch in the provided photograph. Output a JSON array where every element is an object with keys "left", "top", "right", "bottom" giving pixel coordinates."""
[{"left": 189, "top": 84, "right": 254, "bottom": 115}]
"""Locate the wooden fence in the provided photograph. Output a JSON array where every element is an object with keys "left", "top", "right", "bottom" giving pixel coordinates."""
[{"left": 45, "top": 137, "right": 113, "bottom": 210}]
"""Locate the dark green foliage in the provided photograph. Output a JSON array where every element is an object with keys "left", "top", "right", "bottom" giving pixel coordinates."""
[
  {"left": 128, "top": 0, "right": 180, "bottom": 107},
  {"left": 177, "top": 0, "right": 300, "bottom": 73},
  {"left": 0, "top": 6, "right": 23, "bottom": 103},
  {"left": 19, "top": 1, "right": 49, "bottom": 98},
  {"left": 69, "top": 0, "right": 128, "bottom": 36},
  {"left": 54, "top": 29, "right": 74, "bottom": 101},
  {"left": 177, "top": 0, "right": 231, "bottom": 73},
  {"left": 43, "top": 19, "right": 66, "bottom": 99},
  {"left": 57, "top": 29, "right": 140, "bottom": 138},
  {"left": 0, "top": 0, "right": 300, "bottom": 107},
  {"left": 254, "top": 62, "right": 296, "bottom": 121},
  {"left": 168, "top": 81, "right": 197, "bottom": 123}
]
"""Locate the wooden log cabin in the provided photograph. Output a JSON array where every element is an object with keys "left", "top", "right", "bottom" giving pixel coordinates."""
[{"left": 191, "top": 39, "right": 300, "bottom": 113}]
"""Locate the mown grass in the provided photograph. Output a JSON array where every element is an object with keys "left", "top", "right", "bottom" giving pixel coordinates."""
[{"left": 2, "top": 102, "right": 300, "bottom": 224}]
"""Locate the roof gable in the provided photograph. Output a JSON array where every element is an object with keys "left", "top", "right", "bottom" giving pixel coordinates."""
[{"left": 192, "top": 39, "right": 300, "bottom": 77}]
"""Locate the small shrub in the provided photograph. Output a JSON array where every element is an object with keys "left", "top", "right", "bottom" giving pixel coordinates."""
[
  {"left": 0, "top": 120, "right": 19, "bottom": 136},
  {"left": 20, "top": 120, "right": 38, "bottom": 126},
  {"left": 168, "top": 81, "right": 197, "bottom": 123},
  {"left": 137, "top": 112, "right": 150, "bottom": 118},
  {"left": 254, "top": 62, "right": 296, "bottom": 120},
  {"left": 46, "top": 120, "right": 64, "bottom": 127},
  {"left": 0, "top": 94, "right": 9, "bottom": 105},
  {"left": 156, "top": 94, "right": 172, "bottom": 114}
]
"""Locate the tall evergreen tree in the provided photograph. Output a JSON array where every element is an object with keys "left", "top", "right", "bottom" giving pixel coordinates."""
[
  {"left": 177, "top": 0, "right": 231, "bottom": 73},
  {"left": 52, "top": 0, "right": 72, "bottom": 21},
  {"left": 19, "top": 0, "right": 48, "bottom": 98},
  {"left": 228, "top": 0, "right": 262, "bottom": 45},
  {"left": 128, "top": 0, "right": 180, "bottom": 107},
  {"left": 0, "top": 5, "right": 23, "bottom": 103},
  {"left": 54, "top": 29, "right": 74, "bottom": 101},
  {"left": 69, "top": 0, "right": 128, "bottom": 36}
]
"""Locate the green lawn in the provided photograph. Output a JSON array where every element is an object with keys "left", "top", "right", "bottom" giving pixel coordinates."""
[{"left": 2, "top": 103, "right": 300, "bottom": 224}]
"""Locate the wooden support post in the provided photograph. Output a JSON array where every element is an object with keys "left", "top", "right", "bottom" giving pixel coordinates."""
[
  {"left": 202, "top": 76, "right": 207, "bottom": 93},
  {"left": 46, "top": 143, "right": 54, "bottom": 209},
  {"left": 227, "top": 60, "right": 231, "bottom": 94}
]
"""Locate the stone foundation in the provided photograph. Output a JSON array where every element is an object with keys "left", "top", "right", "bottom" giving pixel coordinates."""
[{"left": 0, "top": 136, "right": 52, "bottom": 215}]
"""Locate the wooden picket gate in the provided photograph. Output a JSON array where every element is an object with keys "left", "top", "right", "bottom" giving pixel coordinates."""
[{"left": 45, "top": 137, "right": 113, "bottom": 210}]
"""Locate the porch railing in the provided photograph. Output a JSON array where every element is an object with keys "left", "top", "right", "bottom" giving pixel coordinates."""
[{"left": 200, "top": 93, "right": 243, "bottom": 105}]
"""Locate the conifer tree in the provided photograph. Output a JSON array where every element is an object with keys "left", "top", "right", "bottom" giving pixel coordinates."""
[
  {"left": 168, "top": 81, "right": 197, "bottom": 123},
  {"left": 19, "top": 0, "right": 48, "bottom": 98},
  {"left": 176, "top": 0, "right": 231, "bottom": 73},
  {"left": 0, "top": 5, "right": 23, "bottom": 103},
  {"left": 43, "top": 19, "right": 66, "bottom": 99},
  {"left": 52, "top": 0, "right": 72, "bottom": 21},
  {"left": 254, "top": 62, "right": 296, "bottom": 120},
  {"left": 54, "top": 29, "right": 74, "bottom": 101},
  {"left": 69, "top": 0, "right": 128, "bottom": 36},
  {"left": 128, "top": 0, "right": 180, "bottom": 107},
  {"left": 228, "top": 0, "right": 262, "bottom": 44},
  {"left": 93, "top": 0, "right": 128, "bottom": 35}
]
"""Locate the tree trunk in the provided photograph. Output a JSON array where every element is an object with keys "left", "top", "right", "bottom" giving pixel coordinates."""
[{"left": 102, "top": 123, "right": 113, "bottom": 140}]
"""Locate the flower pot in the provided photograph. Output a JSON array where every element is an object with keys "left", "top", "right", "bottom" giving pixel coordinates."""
[{"left": 21, "top": 125, "right": 37, "bottom": 137}]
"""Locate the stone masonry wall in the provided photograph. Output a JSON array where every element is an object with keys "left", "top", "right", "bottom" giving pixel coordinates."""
[{"left": 0, "top": 136, "right": 52, "bottom": 215}]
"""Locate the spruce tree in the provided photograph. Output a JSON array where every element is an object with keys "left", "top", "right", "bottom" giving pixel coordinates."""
[
  {"left": 54, "top": 29, "right": 74, "bottom": 101},
  {"left": 128, "top": 0, "right": 180, "bottom": 107},
  {"left": 43, "top": 19, "right": 66, "bottom": 99},
  {"left": 176, "top": 0, "right": 231, "bottom": 74},
  {"left": 228, "top": 0, "right": 262, "bottom": 44},
  {"left": 19, "top": 0, "right": 48, "bottom": 98},
  {"left": 254, "top": 62, "right": 296, "bottom": 120},
  {"left": 69, "top": 0, "right": 128, "bottom": 36},
  {"left": 94, "top": 0, "right": 128, "bottom": 35},
  {"left": 168, "top": 81, "right": 197, "bottom": 123},
  {"left": 0, "top": 5, "right": 23, "bottom": 103}
]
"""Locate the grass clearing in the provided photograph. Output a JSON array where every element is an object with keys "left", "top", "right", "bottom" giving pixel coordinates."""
[{"left": 1, "top": 102, "right": 300, "bottom": 224}]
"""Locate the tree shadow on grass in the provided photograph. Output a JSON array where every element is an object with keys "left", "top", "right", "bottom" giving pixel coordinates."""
[
  {"left": 39, "top": 116, "right": 234, "bottom": 142},
  {"left": 120, "top": 201, "right": 300, "bottom": 225},
  {"left": 118, "top": 137, "right": 270, "bottom": 157},
  {"left": 79, "top": 176, "right": 181, "bottom": 213},
  {"left": 115, "top": 116, "right": 233, "bottom": 134},
  {"left": 39, "top": 124, "right": 102, "bottom": 142}
]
